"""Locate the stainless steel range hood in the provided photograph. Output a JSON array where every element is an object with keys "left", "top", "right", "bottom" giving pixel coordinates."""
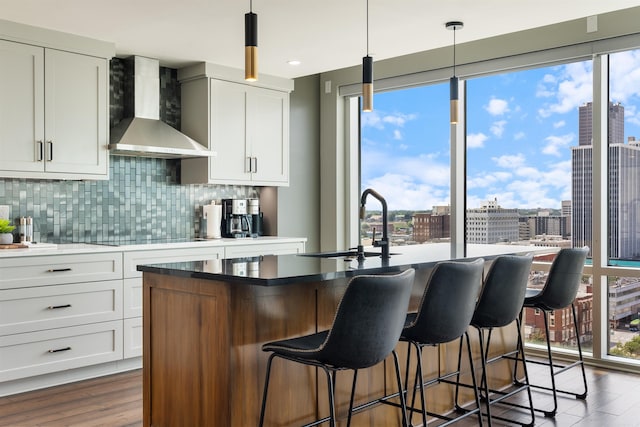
[{"left": 109, "top": 56, "right": 214, "bottom": 159}]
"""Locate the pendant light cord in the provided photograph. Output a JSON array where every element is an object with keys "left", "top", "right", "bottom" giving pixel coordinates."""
[
  {"left": 250, "top": 0, "right": 253, "bottom": 12},
  {"left": 453, "top": 26, "right": 456, "bottom": 77},
  {"left": 366, "top": 0, "right": 369, "bottom": 55}
]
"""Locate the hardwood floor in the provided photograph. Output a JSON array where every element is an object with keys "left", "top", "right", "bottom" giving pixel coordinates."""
[
  {"left": 0, "top": 370, "right": 142, "bottom": 427},
  {"left": 0, "top": 364, "right": 639, "bottom": 426}
]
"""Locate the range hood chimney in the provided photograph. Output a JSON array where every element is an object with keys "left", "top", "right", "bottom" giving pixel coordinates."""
[{"left": 109, "top": 56, "right": 214, "bottom": 159}]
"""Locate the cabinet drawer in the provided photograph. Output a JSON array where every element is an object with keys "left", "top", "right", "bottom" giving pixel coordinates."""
[
  {"left": 0, "top": 280, "right": 122, "bottom": 336},
  {"left": 123, "top": 317, "right": 142, "bottom": 359},
  {"left": 123, "top": 278, "right": 142, "bottom": 318},
  {"left": 0, "top": 321, "right": 123, "bottom": 382},
  {"left": 0, "top": 253, "right": 123, "bottom": 290},
  {"left": 123, "top": 246, "right": 224, "bottom": 278}
]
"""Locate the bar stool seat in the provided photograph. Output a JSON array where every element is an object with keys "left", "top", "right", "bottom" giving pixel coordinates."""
[
  {"left": 258, "top": 268, "right": 416, "bottom": 427},
  {"left": 516, "top": 247, "right": 589, "bottom": 418},
  {"left": 454, "top": 254, "right": 535, "bottom": 427},
  {"left": 399, "top": 258, "right": 485, "bottom": 427}
]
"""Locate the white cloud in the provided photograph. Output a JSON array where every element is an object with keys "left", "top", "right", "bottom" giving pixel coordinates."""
[
  {"left": 470, "top": 158, "right": 572, "bottom": 209},
  {"left": 361, "top": 111, "right": 417, "bottom": 130},
  {"left": 485, "top": 98, "right": 510, "bottom": 116},
  {"left": 514, "top": 132, "right": 525, "bottom": 140},
  {"left": 398, "top": 143, "right": 408, "bottom": 150},
  {"left": 467, "top": 171, "right": 512, "bottom": 190},
  {"left": 542, "top": 133, "right": 574, "bottom": 156},
  {"left": 361, "top": 110, "right": 384, "bottom": 129},
  {"left": 536, "top": 74, "right": 557, "bottom": 98},
  {"left": 382, "top": 112, "right": 417, "bottom": 127},
  {"left": 490, "top": 120, "right": 507, "bottom": 138},
  {"left": 553, "top": 120, "right": 566, "bottom": 129},
  {"left": 492, "top": 153, "right": 526, "bottom": 169},
  {"left": 538, "top": 62, "right": 593, "bottom": 118},
  {"left": 363, "top": 173, "right": 449, "bottom": 210},
  {"left": 610, "top": 50, "right": 640, "bottom": 104},
  {"left": 393, "top": 129, "right": 402, "bottom": 140},
  {"left": 467, "top": 132, "right": 488, "bottom": 148},
  {"left": 625, "top": 104, "right": 640, "bottom": 127}
]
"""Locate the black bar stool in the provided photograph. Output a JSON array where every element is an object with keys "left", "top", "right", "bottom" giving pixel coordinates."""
[
  {"left": 454, "top": 254, "right": 535, "bottom": 427},
  {"left": 515, "top": 247, "right": 589, "bottom": 417},
  {"left": 258, "top": 268, "right": 415, "bottom": 427},
  {"left": 399, "top": 258, "right": 485, "bottom": 427}
]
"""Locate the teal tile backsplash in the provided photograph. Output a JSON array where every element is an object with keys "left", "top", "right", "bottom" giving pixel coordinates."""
[{"left": 0, "top": 157, "right": 257, "bottom": 243}]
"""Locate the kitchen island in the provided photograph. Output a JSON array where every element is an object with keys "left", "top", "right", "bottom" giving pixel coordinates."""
[{"left": 139, "top": 244, "right": 545, "bottom": 427}]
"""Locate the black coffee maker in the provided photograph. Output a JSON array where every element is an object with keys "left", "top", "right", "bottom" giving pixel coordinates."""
[{"left": 222, "top": 199, "right": 251, "bottom": 238}]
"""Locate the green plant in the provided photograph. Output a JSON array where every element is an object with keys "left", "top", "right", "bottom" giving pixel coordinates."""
[{"left": 0, "top": 219, "right": 15, "bottom": 234}]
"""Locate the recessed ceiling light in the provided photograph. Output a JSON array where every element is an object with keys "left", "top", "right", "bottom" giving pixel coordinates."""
[{"left": 287, "top": 60, "right": 301, "bottom": 66}]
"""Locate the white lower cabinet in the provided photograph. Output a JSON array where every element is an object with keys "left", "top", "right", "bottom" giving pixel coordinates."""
[
  {"left": 0, "top": 280, "right": 122, "bottom": 336},
  {"left": 123, "top": 317, "right": 142, "bottom": 359},
  {"left": 0, "top": 320, "right": 122, "bottom": 382},
  {"left": 0, "top": 252, "right": 124, "bottom": 387},
  {"left": 0, "top": 238, "right": 306, "bottom": 394}
]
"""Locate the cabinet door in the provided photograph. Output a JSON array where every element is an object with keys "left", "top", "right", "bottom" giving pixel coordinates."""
[
  {"left": 44, "top": 49, "right": 108, "bottom": 177},
  {"left": 209, "top": 80, "right": 251, "bottom": 183},
  {"left": 247, "top": 87, "right": 289, "bottom": 185},
  {"left": 0, "top": 41, "right": 45, "bottom": 173}
]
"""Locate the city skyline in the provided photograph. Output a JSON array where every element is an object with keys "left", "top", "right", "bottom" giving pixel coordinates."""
[{"left": 361, "top": 49, "right": 640, "bottom": 211}]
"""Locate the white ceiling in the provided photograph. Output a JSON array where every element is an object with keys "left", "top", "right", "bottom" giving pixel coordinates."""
[{"left": 1, "top": 0, "right": 639, "bottom": 79}]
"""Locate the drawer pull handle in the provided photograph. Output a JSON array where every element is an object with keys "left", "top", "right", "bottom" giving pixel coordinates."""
[
  {"left": 48, "top": 304, "right": 72, "bottom": 310},
  {"left": 46, "top": 268, "right": 72, "bottom": 273},
  {"left": 48, "top": 346, "right": 71, "bottom": 354}
]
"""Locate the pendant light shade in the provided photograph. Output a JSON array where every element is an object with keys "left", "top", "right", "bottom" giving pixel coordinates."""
[
  {"left": 446, "top": 21, "right": 463, "bottom": 124},
  {"left": 362, "top": 0, "right": 373, "bottom": 112},
  {"left": 362, "top": 55, "right": 373, "bottom": 112},
  {"left": 245, "top": 1, "right": 258, "bottom": 82}
]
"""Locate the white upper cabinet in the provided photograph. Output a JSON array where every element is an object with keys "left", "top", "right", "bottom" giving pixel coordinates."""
[
  {"left": 0, "top": 40, "right": 44, "bottom": 173},
  {"left": 42, "top": 49, "right": 108, "bottom": 177},
  {"left": 246, "top": 85, "right": 289, "bottom": 184},
  {"left": 179, "top": 63, "right": 293, "bottom": 186},
  {"left": 0, "top": 20, "right": 113, "bottom": 180}
]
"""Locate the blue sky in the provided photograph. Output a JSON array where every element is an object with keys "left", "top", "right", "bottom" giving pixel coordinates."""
[{"left": 361, "top": 50, "right": 640, "bottom": 211}]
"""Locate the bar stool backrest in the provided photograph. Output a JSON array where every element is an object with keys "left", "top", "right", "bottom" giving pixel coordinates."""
[
  {"left": 472, "top": 254, "right": 534, "bottom": 328},
  {"left": 535, "top": 247, "right": 589, "bottom": 310},
  {"left": 317, "top": 268, "right": 415, "bottom": 369},
  {"left": 403, "top": 259, "right": 484, "bottom": 344}
]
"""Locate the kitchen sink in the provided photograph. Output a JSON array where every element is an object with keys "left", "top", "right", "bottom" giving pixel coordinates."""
[{"left": 298, "top": 250, "right": 394, "bottom": 259}]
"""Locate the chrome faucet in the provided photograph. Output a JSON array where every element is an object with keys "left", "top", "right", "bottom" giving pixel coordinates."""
[{"left": 359, "top": 188, "right": 390, "bottom": 259}]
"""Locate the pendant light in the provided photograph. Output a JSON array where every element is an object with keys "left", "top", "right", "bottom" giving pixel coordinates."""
[
  {"left": 245, "top": 0, "right": 258, "bottom": 81},
  {"left": 446, "top": 21, "right": 463, "bottom": 124},
  {"left": 362, "top": 0, "right": 373, "bottom": 112}
]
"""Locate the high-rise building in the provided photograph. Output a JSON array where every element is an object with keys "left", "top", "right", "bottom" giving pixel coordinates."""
[
  {"left": 578, "top": 102, "right": 624, "bottom": 146},
  {"left": 572, "top": 102, "right": 640, "bottom": 259},
  {"left": 466, "top": 198, "right": 519, "bottom": 244}
]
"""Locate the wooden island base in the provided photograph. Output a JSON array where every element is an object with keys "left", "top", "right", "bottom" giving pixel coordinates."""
[{"left": 143, "top": 267, "right": 519, "bottom": 427}]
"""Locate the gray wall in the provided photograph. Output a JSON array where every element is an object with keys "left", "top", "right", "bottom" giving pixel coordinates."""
[{"left": 278, "top": 75, "right": 321, "bottom": 252}]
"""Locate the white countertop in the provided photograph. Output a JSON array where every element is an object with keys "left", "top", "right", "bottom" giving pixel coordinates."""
[{"left": 0, "top": 236, "right": 308, "bottom": 258}]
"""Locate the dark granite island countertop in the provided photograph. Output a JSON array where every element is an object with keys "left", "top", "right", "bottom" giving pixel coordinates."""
[
  {"left": 137, "top": 242, "right": 546, "bottom": 286},
  {"left": 140, "top": 243, "right": 552, "bottom": 427}
]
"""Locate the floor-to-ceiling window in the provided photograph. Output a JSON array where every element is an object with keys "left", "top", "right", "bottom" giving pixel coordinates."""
[
  {"left": 359, "top": 84, "right": 450, "bottom": 246},
  {"left": 465, "top": 61, "right": 593, "bottom": 355},
  {"left": 606, "top": 49, "right": 640, "bottom": 360},
  {"left": 347, "top": 35, "right": 640, "bottom": 370}
]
